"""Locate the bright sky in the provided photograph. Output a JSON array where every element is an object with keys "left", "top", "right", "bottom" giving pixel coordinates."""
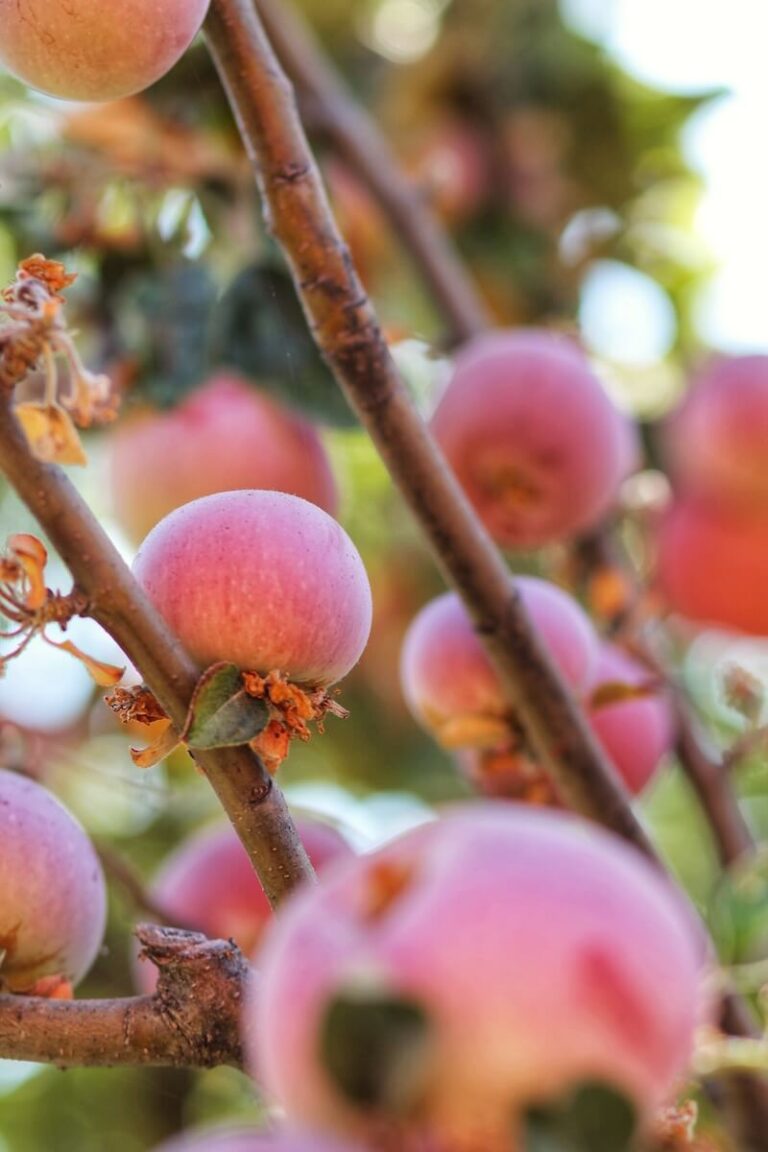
[{"left": 561, "top": 0, "right": 768, "bottom": 355}]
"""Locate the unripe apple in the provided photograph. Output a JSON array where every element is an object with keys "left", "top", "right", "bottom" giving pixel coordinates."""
[
  {"left": 0, "top": 769, "right": 107, "bottom": 991},
  {"left": 135, "top": 817, "right": 353, "bottom": 993},
  {"left": 0, "top": 0, "right": 210, "bottom": 102},
  {"left": 250, "top": 805, "right": 707, "bottom": 1152},
  {"left": 400, "top": 577, "right": 598, "bottom": 748},
  {"left": 152, "top": 1127, "right": 367, "bottom": 1152},
  {"left": 655, "top": 498, "right": 768, "bottom": 635},
  {"left": 133, "top": 491, "right": 372, "bottom": 687},
  {"left": 662, "top": 355, "right": 768, "bottom": 515},
  {"left": 430, "top": 330, "right": 637, "bottom": 549},
  {"left": 110, "top": 374, "right": 338, "bottom": 543},
  {"left": 587, "top": 643, "right": 676, "bottom": 795}
]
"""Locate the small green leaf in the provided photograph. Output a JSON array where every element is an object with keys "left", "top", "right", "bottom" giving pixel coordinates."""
[
  {"left": 182, "top": 662, "right": 269, "bottom": 750},
  {"left": 208, "top": 262, "right": 357, "bottom": 427},
  {"left": 523, "top": 1081, "right": 636, "bottom": 1152},
  {"left": 320, "top": 989, "right": 432, "bottom": 1114},
  {"left": 116, "top": 261, "right": 217, "bottom": 409}
]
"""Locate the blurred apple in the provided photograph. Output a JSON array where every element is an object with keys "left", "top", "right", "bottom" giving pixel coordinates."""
[{"left": 110, "top": 373, "right": 338, "bottom": 542}]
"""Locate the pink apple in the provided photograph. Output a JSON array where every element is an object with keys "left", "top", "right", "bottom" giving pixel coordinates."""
[
  {"left": 151, "top": 1126, "right": 368, "bottom": 1152},
  {"left": 135, "top": 817, "right": 353, "bottom": 993},
  {"left": 110, "top": 374, "right": 338, "bottom": 543},
  {"left": 132, "top": 491, "right": 372, "bottom": 687},
  {"left": 662, "top": 355, "right": 768, "bottom": 515},
  {"left": 250, "top": 804, "right": 707, "bottom": 1152},
  {"left": 587, "top": 643, "right": 676, "bottom": 795},
  {"left": 0, "top": 769, "right": 107, "bottom": 991},
  {"left": 655, "top": 498, "right": 768, "bottom": 636},
  {"left": 400, "top": 577, "right": 598, "bottom": 748},
  {"left": 431, "top": 329, "right": 637, "bottom": 549}
]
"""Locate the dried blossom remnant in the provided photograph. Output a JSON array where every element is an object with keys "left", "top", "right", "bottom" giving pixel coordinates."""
[
  {"left": 0, "top": 533, "right": 124, "bottom": 685},
  {"left": 464, "top": 744, "right": 562, "bottom": 806},
  {"left": 650, "top": 1101, "right": 710, "bottom": 1151},
  {"left": 14, "top": 403, "right": 88, "bottom": 466},
  {"left": 105, "top": 684, "right": 180, "bottom": 769},
  {"left": 10, "top": 256, "right": 78, "bottom": 300},
  {"left": 106, "top": 670, "right": 349, "bottom": 775},
  {"left": 105, "top": 684, "right": 169, "bottom": 727},
  {"left": 243, "top": 669, "right": 348, "bottom": 772},
  {"left": 0, "top": 255, "right": 118, "bottom": 464},
  {"left": 721, "top": 662, "right": 765, "bottom": 728}
]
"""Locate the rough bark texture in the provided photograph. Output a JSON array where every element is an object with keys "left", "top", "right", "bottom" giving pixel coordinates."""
[{"left": 0, "top": 927, "right": 247, "bottom": 1069}]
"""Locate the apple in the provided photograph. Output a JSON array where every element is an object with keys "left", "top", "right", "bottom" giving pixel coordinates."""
[
  {"left": 431, "top": 330, "right": 637, "bottom": 549},
  {"left": 662, "top": 355, "right": 768, "bottom": 515},
  {"left": 400, "top": 577, "right": 598, "bottom": 748},
  {"left": 656, "top": 499, "right": 768, "bottom": 636},
  {"left": 0, "top": 769, "right": 107, "bottom": 991},
  {"left": 110, "top": 374, "right": 338, "bottom": 543},
  {"left": 0, "top": 0, "right": 210, "bottom": 102},
  {"left": 133, "top": 490, "right": 372, "bottom": 687},
  {"left": 250, "top": 804, "right": 707, "bottom": 1152}
]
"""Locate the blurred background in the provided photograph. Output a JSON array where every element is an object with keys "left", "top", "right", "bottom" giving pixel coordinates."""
[{"left": 0, "top": 0, "right": 767, "bottom": 1148}]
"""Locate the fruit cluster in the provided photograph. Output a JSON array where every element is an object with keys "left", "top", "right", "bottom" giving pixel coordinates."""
[
  {"left": 401, "top": 577, "right": 674, "bottom": 798},
  {"left": 0, "top": 16, "right": 734, "bottom": 1152},
  {"left": 657, "top": 355, "right": 768, "bottom": 635}
]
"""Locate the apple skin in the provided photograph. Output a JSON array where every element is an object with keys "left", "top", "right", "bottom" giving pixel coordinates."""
[
  {"left": 400, "top": 577, "right": 598, "bottom": 748},
  {"left": 135, "top": 817, "right": 353, "bottom": 993},
  {"left": 655, "top": 498, "right": 768, "bottom": 636},
  {"left": 132, "top": 490, "right": 373, "bottom": 687},
  {"left": 110, "top": 374, "right": 338, "bottom": 543},
  {"left": 0, "top": 0, "right": 210, "bottom": 102},
  {"left": 662, "top": 355, "right": 768, "bottom": 515},
  {"left": 151, "top": 1127, "right": 368, "bottom": 1152},
  {"left": 587, "top": 643, "right": 676, "bottom": 796},
  {"left": 0, "top": 769, "right": 107, "bottom": 991},
  {"left": 249, "top": 804, "right": 707, "bottom": 1152},
  {"left": 430, "top": 330, "right": 637, "bottom": 550}
]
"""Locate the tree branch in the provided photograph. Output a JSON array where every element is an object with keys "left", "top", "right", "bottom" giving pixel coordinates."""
[
  {"left": 573, "top": 531, "right": 755, "bottom": 870},
  {"left": 676, "top": 708, "right": 754, "bottom": 868},
  {"left": 204, "top": 0, "right": 653, "bottom": 860},
  {"left": 250, "top": 0, "right": 491, "bottom": 347},
  {"left": 0, "top": 926, "right": 246, "bottom": 1069},
  {"left": 0, "top": 398, "right": 313, "bottom": 907}
]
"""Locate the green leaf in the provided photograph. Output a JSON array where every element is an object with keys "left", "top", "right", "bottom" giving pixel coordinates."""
[
  {"left": 116, "top": 260, "right": 217, "bottom": 409},
  {"left": 523, "top": 1082, "right": 637, "bottom": 1152},
  {"left": 320, "top": 989, "right": 432, "bottom": 1114},
  {"left": 208, "top": 261, "right": 357, "bottom": 427},
  {"left": 182, "top": 662, "right": 269, "bottom": 750}
]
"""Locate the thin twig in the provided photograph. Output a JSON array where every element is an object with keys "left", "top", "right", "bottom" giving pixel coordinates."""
[
  {"left": 0, "top": 398, "right": 313, "bottom": 907},
  {"left": 251, "top": 0, "right": 492, "bottom": 347},
  {"left": 676, "top": 708, "right": 754, "bottom": 868},
  {"left": 95, "top": 842, "right": 178, "bottom": 927},
  {"left": 573, "top": 530, "right": 755, "bottom": 869},
  {"left": 204, "top": 0, "right": 653, "bottom": 859}
]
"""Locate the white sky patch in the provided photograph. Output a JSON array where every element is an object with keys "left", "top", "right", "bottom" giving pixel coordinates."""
[
  {"left": 579, "top": 260, "right": 676, "bottom": 365},
  {"left": 561, "top": 0, "right": 768, "bottom": 352}
]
